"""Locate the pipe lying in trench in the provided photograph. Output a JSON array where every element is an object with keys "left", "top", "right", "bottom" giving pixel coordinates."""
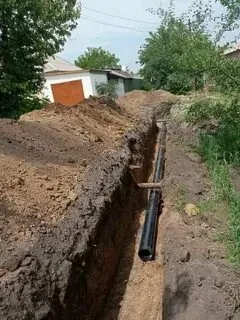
[{"left": 138, "top": 122, "right": 167, "bottom": 262}]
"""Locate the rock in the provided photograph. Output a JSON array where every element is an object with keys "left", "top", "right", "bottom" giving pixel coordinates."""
[
  {"left": 42, "top": 175, "right": 49, "bottom": 181},
  {"left": 5, "top": 256, "right": 21, "bottom": 272},
  {"left": 94, "top": 136, "right": 103, "bottom": 143},
  {"left": 201, "top": 222, "right": 210, "bottom": 229},
  {"left": 62, "top": 200, "right": 71, "bottom": 210},
  {"left": 80, "top": 159, "right": 88, "bottom": 167},
  {"left": 46, "top": 183, "right": 54, "bottom": 191},
  {"left": 52, "top": 217, "right": 57, "bottom": 224},
  {"left": 67, "top": 158, "right": 75, "bottom": 164},
  {"left": 198, "top": 280, "right": 203, "bottom": 287},
  {"left": 179, "top": 250, "right": 191, "bottom": 262},
  {"left": 68, "top": 191, "right": 78, "bottom": 202},
  {"left": 13, "top": 177, "right": 25, "bottom": 186},
  {"left": 214, "top": 279, "right": 224, "bottom": 288},
  {"left": 21, "top": 256, "right": 32, "bottom": 267},
  {"left": 0, "top": 269, "right": 7, "bottom": 277},
  {"left": 25, "top": 230, "right": 32, "bottom": 238},
  {"left": 185, "top": 203, "right": 200, "bottom": 217}
]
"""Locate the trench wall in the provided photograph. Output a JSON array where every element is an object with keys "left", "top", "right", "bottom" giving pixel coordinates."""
[{"left": 0, "top": 114, "right": 157, "bottom": 320}]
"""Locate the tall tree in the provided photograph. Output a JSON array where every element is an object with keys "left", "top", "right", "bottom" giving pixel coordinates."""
[
  {"left": 140, "top": 0, "right": 240, "bottom": 94},
  {"left": 219, "top": 0, "right": 240, "bottom": 28},
  {"left": 75, "top": 47, "right": 121, "bottom": 70},
  {"left": 139, "top": 17, "right": 219, "bottom": 93},
  {"left": 0, "top": 0, "right": 80, "bottom": 118}
]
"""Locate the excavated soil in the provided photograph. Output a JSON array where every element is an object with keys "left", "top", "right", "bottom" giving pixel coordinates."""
[
  {"left": 0, "top": 97, "right": 135, "bottom": 257},
  {"left": 1, "top": 89, "right": 240, "bottom": 320},
  {"left": 0, "top": 93, "right": 159, "bottom": 320}
]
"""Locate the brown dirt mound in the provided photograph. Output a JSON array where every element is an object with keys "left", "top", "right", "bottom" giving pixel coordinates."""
[
  {"left": 0, "top": 97, "right": 136, "bottom": 261},
  {"left": 118, "top": 89, "right": 178, "bottom": 111}
]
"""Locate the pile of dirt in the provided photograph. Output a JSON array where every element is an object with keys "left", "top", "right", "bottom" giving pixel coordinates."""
[
  {"left": 0, "top": 94, "right": 157, "bottom": 320},
  {"left": 0, "top": 97, "right": 137, "bottom": 262},
  {"left": 118, "top": 89, "right": 178, "bottom": 115}
]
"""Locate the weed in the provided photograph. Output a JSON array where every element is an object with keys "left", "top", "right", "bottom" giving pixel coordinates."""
[
  {"left": 174, "top": 187, "right": 187, "bottom": 212},
  {"left": 187, "top": 97, "right": 240, "bottom": 263}
]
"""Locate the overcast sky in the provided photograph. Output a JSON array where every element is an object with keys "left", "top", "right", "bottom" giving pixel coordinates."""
[{"left": 60, "top": 0, "right": 236, "bottom": 72}]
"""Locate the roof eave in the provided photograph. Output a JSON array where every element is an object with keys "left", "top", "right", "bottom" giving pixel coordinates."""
[{"left": 44, "top": 69, "right": 90, "bottom": 76}]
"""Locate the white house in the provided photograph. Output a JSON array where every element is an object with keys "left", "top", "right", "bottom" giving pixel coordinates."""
[
  {"left": 43, "top": 56, "right": 109, "bottom": 106},
  {"left": 42, "top": 56, "right": 139, "bottom": 106}
]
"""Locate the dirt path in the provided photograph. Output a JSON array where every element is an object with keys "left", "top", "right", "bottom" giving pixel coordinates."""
[{"left": 161, "top": 119, "right": 240, "bottom": 320}]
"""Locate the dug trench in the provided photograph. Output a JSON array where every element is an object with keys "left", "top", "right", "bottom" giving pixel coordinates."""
[
  {"left": 1, "top": 91, "right": 240, "bottom": 320},
  {"left": 0, "top": 100, "right": 158, "bottom": 320}
]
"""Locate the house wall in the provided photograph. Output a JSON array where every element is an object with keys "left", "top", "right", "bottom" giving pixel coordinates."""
[
  {"left": 43, "top": 72, "right": 93, "bottom": 102},
  {"left": 90, "top": 73, "right": 108, "bottom": 96},
  {"left": 124, "top": 78, "right": 145, "bottom": 93}
]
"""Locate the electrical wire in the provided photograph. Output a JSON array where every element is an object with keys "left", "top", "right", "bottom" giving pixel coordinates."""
[
  {"left": 81, "top": 15, "right": 151, "bottom": 33},
  {"left": 82, "top": 6, "right": 159, "bottom": 25}
]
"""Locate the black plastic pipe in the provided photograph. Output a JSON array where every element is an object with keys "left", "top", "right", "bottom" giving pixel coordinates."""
[{"left": 138, "top": 123, "right": 167, "bottom": 261}]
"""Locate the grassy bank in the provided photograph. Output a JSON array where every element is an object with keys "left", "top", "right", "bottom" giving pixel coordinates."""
[{"left": 187, "top": 97, "right": 240, "bottom": 263}]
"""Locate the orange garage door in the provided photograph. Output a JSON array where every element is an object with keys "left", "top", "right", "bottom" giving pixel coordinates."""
[{"left": 51, "top": 80, "right": 85, "bottom": 106}]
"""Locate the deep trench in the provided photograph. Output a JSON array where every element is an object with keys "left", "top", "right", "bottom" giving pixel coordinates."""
[
  {"left": 99, "top": 121, "right": 165, "bottom": 320},
  {"left": 94, "top": 123, "right": 159, "bottom": 320},
  {"left": 64, "top": 119, "right": 161, "bottom": 320},
  {"left": 0, "top": 118, "right": 163, "bottom": 320}
]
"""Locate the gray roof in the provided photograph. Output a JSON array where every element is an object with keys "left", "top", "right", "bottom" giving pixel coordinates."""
[
  {"left": 44, "top": 56, "right": 82, "bottom": 74},
  {"left": 106, "top": 69, "right": 132, "bottom": 79},
  {"left": 224, "top": 44, "right": 240, "bottom": 56}
]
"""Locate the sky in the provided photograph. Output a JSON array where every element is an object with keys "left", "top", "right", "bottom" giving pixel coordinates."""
[{"left": 60, "top": 0, "right": 236, "bottom": 72}]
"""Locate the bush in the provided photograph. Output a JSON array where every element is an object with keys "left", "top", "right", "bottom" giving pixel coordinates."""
[
  {"left": 187, "top": 97, "right": 240, "bottom": 164},
  {"left": 95, "top": 80, "right": 117, "bottom": 98},
  {"left": 164, "top": 73, "right": 193, "bottom": 94}
]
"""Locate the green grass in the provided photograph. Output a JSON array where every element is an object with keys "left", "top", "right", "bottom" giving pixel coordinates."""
[
  {"left": 186, "top": 97, "right": 240, "bottom": 263},
  {"left": 200, "top": 134, "right": 240, "bottom": 264}
]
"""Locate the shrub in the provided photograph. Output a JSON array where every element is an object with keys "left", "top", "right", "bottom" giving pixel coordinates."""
[{"left": 95, "top": 80, "right": 117, "bottom": 98}]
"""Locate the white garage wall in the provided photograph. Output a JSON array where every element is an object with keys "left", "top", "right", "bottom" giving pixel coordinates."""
[
  {"left": 90, "top": 73, "right": 108, "bottom": 96},
  {"left": 42, "top": 72, "right": 93, "bottom": 102}
]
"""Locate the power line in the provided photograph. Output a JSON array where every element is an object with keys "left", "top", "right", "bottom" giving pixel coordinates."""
[
  {"left": 81, "top": 15, "right": 150, "bottom": 33},
  {"left": 82, "top": 6, "right": 159, "bottom": 25}
]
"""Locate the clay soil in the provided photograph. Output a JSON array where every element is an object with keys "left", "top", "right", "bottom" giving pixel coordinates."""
[{"left": 0, "top": 97, "right": 136, "bottom": 270}]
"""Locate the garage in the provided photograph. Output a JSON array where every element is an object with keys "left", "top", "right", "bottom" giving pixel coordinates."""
[{"left": 51, "top": 80, "right": 85, "bottom": 106}]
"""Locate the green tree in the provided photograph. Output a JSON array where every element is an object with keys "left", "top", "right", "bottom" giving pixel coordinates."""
[
  {"left": 139, "top": 17, "right": 219, "bottom": 93},
  {"left": 139, "top": 0, "right": 240, "bottom": 94},
  {"left": 75, "top": 47, "right": 121, "bottom": 70},
  {"left": 219, "top": 0, "right": 240, "bottom": 30},
  {"left": 0, "top": 0, "right": 80, "bottom": 118}
]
